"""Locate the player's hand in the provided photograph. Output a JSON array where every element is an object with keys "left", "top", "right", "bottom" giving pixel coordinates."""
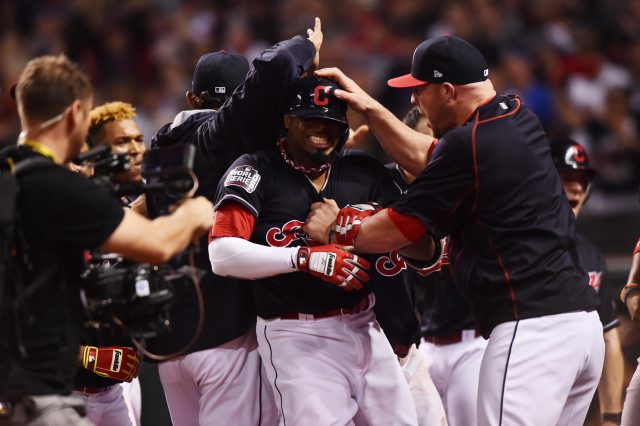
[
  {"left": 306, "top": 17, "right": 323, "bottom": 72},
  {"left": 296, "top": 244, "right": 370, "bottom": 291},
  {"left": 315, "top": 67, "right": 379, "bottom": 115},
  {"left": 303, "top": 198, "right": 339, "bottom": 244},
  {"left": 345, "top": 124, "right": 369, "bottom": 148},
  {"left": 333, "top": 203, "right": 381, "bottom": 245},
  {"left": 81, "top": 346, "right": 140, "bottom": 382}
]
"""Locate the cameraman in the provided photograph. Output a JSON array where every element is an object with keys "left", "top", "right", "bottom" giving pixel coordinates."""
[{"left": 0, "top": 55, "right": 213, "bottom": 425}]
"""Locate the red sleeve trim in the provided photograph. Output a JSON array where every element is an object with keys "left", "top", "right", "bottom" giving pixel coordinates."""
[
  {"left": 634, "top": 238, "right": 640, "bottom": 256},
  {"left": 208, "top": 202, "right": 256, "bottom": 243},
  {"left": 387, "top": 208, "right": 428, "bottom": 242},
  {"left": 426, "top": 139, "right": 439, "bottom": 163}
]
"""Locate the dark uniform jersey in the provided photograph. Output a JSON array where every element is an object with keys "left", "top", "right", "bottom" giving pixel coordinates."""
[
  {"left": 215, "top": 148, "right": 423, "bottom": 347},
  {"left": 146, "top": 35, "right": 316, "bottom": 356},
  {"left": 391, "top": 95, "right": 600, "bottom": 337},
  {"left": 575, "top": 232, "right": 619, "bottom": 331},
  {"left": 387, "top": 164, "right": 476, "bottom": 337}
]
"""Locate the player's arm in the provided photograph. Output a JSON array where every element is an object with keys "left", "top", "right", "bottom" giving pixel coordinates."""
[
  {"left": 598, "top": 327, "right": 624, "bottom": 425},
  {"left": 621, "top": 239, "right": 640, "bottom": 324},
  {"left": 315, "top": 67, "right": 434, "bottom": 176},
  {"left": 100, "top": 197, "right": 213, "bottom": 265},
  {"left": 304, "top": 201, "right": 434, "bottom": 259},
  {"left": 202, "top": 20, "right": 319, "bottom": 158},
  {"left": 208, "top": 202, "right": 369, "bottom": 291}
]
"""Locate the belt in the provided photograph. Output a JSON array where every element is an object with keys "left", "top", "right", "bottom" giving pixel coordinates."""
[
  {"left": 74, "top": 386, "right": 109, "bottom": 394},
  {"left": 424, "top": 329, "right": 481, "bottom": 345},
  {"left": 280, "top": 295, "right": 372, "bottom": 320}
]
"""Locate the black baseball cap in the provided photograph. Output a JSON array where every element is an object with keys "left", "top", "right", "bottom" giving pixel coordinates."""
[
  {"left": 192, "top": 50, "right": 250, "bottom": 97},
  {"left": 388, "top": 35, "right": 489, "bottom": 88}
]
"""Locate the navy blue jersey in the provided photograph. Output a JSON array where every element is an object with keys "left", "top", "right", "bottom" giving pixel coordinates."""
[
  {"left": 145, "top": 36, "right": 316, "bottom": 357},
  {"left": 387, "top": 164, "right": 476, "bottom": 337},
  {"left": 575, "top": 232, "right": 619, "bottom": 331},
  {"left": 215, "top": 147, "right": 424, "bottom": 347},
  {"left": 391, "top": 95, "right": 599, "bottom": 337}
]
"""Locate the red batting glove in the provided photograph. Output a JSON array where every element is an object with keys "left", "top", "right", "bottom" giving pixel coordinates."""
[
  {"left": 81, "top": 346, "right": 141, "bottom": 382},
  {"left": 297, "top": 245, "right": 370, "bottom": 291},
  {"left": 332, "top": 203, "right": 381, "bottom": 245}
]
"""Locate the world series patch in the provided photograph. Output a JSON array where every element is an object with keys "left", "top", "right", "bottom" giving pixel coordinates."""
[{"left": 224, "top": 165, "right": 261, "bottom": 193}]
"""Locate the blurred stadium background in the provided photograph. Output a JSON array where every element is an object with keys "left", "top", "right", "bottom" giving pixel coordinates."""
[{"left": 1, "top": 1, "right": 638, "bottom": 424}]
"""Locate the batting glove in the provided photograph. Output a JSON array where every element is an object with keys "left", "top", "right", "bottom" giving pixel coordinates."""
[
  {"left": 333, "top": 203, "right": 381, "bottom": 245},
  {"left": 297, "top": 245, "right": 370, "bottom": 291},
  {"left": 81, "top": 346, "right": 141, "bottom": 382}
]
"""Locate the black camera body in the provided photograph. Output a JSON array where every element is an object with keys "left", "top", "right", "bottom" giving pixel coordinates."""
[{"left": 74, "top": 144, "right": 197, "bottom": 338}]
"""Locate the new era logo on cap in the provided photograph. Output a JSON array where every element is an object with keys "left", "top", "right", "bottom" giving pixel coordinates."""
[
  {"left": 214, "top": 87, "right": 226, "bottom": 94},
  {"left": 388, "top": 35, "right": 489, "bottom": 88}
]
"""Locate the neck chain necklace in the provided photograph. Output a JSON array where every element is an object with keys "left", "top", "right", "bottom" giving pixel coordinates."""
[{"left": 278, "top": 138, "right": 333, "bottom": 176}]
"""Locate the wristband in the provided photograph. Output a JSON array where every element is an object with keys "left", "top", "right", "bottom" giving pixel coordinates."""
[
  {"left": 601, "top": 412, "right": 622, "bottom": 424},
  {"left": 620, "top": 283, "right": 640, "bottom": 305}
]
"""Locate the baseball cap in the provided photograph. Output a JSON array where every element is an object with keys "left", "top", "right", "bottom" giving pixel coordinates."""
[
  {"left": 192, "top": 50, "right": 250, "bottom": 97},
  {"left": 388, "top": 35, "right": 489, "bottom": 88}
]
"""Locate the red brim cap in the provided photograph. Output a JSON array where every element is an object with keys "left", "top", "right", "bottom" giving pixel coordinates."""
[{"left": 387, "top": 73, "right": 428, "bottom": 88}]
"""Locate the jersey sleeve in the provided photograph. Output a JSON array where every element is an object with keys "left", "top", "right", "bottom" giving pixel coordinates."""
[
  {"left": 213, "top": 154, "right": 266, "bottom": 219},
  {"left": 390, "top": 129, "right": 475, "bottom": 239},
  {"left": 198, "top": 36, "right": 315, "bottom": 165},
  {"left": 25, "top": 169, "right": 124, "bottom": 249}
]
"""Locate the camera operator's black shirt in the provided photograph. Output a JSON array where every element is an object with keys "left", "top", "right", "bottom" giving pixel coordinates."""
[
  {"left": 391, "top": 95, "right": 599, "bottom": 338},
  {"left": 147, "top": 35, "right": 317, "bottom": 356},
  {"left": 1, "top": 147, "right": 124, "bottom": 400}
]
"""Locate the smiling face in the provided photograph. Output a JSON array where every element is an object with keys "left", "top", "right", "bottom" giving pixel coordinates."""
[
  {"left": 98, "top": 118, "right": 145, "bottom": 183},
  {"left": 559, "top": 170, "right": 591, "bottom": 218},
  {"left": 283, "top": 115, "right": 345, "bottom": 168}
]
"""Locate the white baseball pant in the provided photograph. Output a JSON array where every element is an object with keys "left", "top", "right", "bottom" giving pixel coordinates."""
[
  {"left": 622, "top": 358, "right": 640, "bottom": 426},
  {"left": 74, "top": 384, "right": 133, "bottom": 426},
  {"left": 256, "top": 301, "right": 418, "bottom": 426},
  {"left": 477, "top": 310, "right": 604, "bottom": 425},
  {"left": 120, "top": 378, "right": 140, "bottom": 425},
  {"left": 420, "top": 331, "right": 487, "bottom": 426},
  {"left": 400, "top": 343, "right": 448, "bottom": 426},
  {"left": 158, "top": 329, "right": 277, "bottom": 426}
]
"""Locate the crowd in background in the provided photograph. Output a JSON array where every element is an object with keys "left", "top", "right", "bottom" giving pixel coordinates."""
[{"left": 1, "top": 0, "right": 639, "bottom": 217}]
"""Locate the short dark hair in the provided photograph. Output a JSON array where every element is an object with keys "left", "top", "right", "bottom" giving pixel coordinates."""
[
  {"left": 190, "top": 92, "right": 228, "bottom": 110},
  {"left": 16, "top": 54, "right": 92, "bottom": 124},
  {"left": 402, "top": 106, "right": 423, "bottom": 130}
]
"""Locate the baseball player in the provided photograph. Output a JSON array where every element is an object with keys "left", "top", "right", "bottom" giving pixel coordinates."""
[
  {"left": 208, "top": 75, "right": 434, "bottom": 425},
  {"left": 308, "top": 35, "right": 604, "bottom": 425},
  {"left": 620, "top": 239, "right": 640, "bottom": 425},
  {"left": 144, "top": 19, "right": 324, "bottom": 426},
  {"left": 387, "top": 106, "right": 485, "bottom": 426},
  {"left": 551, "top": 138, "right": 625, "bottom": 426}
]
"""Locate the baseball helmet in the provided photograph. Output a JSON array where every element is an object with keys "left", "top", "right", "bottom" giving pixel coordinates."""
[
  {"left": 550, "top": 138, "right": 596, "bottom": 180},
  {"left": 286, "top": 76, "right": 349, "bottom": 129}
]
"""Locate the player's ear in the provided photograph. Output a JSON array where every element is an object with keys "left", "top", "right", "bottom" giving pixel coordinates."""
[
  {"left": 442, "top": 83, "right": 456, "bottom": 103},
  {"left": 284, "top": 115, "right": 291, "bottom": 129},
  {"left": 186, "top": 91, "right": 197, "bottom": 109}
]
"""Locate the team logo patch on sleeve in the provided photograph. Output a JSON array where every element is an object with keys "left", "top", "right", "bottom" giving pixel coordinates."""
[{"left": 224, "top": 165, "right": 261, "bottom": 193}]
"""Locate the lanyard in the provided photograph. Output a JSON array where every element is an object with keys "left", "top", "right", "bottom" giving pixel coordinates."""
[{"left": 19, "top": 139, "right": 57, "bottom": 163}]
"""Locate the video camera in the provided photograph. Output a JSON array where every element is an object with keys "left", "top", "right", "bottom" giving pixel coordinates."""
[{"left": 73, "top": 144, "right": 198, "bottom": 338}]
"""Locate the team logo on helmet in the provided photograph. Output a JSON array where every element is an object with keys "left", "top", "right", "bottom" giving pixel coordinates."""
[{"left": 570, "top": 144, "right": 586, "bottom": 164}]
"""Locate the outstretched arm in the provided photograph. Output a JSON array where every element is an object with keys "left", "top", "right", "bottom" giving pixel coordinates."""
[{"left": 315, "top": 67, "right": 434, "bottom": 176}]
